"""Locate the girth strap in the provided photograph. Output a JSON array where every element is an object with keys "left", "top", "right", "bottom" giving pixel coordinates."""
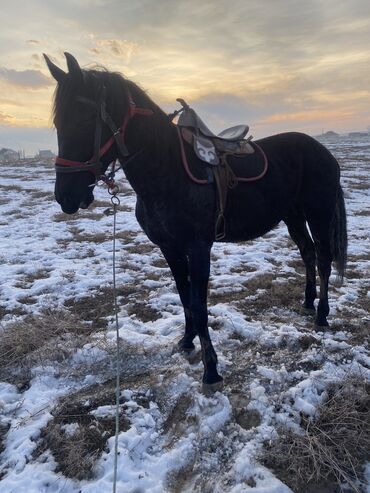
[{"left": 213, "top": 155, "right": 239, "bottom": 240}]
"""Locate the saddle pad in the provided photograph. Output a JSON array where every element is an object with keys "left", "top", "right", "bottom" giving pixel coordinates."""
[{"left": 186, "top": 140, "right": 268, "bottom": 183}]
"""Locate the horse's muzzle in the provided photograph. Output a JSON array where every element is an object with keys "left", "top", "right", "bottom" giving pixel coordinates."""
[
  {"left": 56, "top": 193, "right": 94, "bottom": 214},
  {"left": 60, "top": 201, "right": 79, "bottom": 214},
  {"left": 79, "top": 195, "right": 94, "bottom": 209}
]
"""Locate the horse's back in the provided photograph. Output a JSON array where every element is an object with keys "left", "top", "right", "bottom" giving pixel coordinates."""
[
  {"left": 258, "top": 132, "right": 341, "bottom": 221},
  {"left": 223, "top": 132, "right": 340, "bottom": 242}
]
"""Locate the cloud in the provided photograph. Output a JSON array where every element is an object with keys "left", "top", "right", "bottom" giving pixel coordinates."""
[
  {"left": 187, "top": 93, "right": 270, "bottom": 133},
  {"left": 88, "top": 38, "right": 139, "bottom": 63},
  {"left": 0, "top": 111, "right": 15, "bottom": 125},
  {"left": 0, "top": 98, "right": 24, "bottom": 107},
  {"left": 0, "top": 0, "right": 369, "bottom": 141},
  {"left": 0, "top": 68, "right": 51, "bottom": 88},
  {"left": 260, "top": 109, "right": 356, "bottom": 125}
]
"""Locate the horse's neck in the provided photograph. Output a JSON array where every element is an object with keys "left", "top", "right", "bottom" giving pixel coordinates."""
[{"left": 123, "top": 112, "right": 180, "bottom": 196}]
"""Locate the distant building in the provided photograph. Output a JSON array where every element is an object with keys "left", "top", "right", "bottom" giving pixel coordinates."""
[
  {"left": 38, "top": 149, "right": 55, "bottom": 159},
  {"left": 0, "top": 148, "right": 19, "bottom": 163}
]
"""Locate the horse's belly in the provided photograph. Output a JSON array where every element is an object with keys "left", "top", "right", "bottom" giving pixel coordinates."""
[{"left": 222, "top": 215, "right": 282, "bottom": 242}]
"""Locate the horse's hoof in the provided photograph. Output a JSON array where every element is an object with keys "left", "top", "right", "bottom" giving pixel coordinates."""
[
  {"left": 305, "top": 305, "right": 316, "bottom": 311},
  {"left": 184, "top": 350, "right": 202, "bottom": 365},
  {"left": 301, "top": 306, "right": 316, "bottom": 315},
  {"left": 177, "top": 338, "right": 195, "bottom": 353},
  {"left": 174, "top": 342, "right": 195, "bottom": 356},
  {"left": 315, "top": 319, "right": 329, "bottom": 330},
  {"left": 201, "top": 378, "right": 224, "bottom": 395}
]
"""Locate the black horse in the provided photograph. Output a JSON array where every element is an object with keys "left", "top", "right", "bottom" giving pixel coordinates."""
[{"left": 44, "top": 53, "right": 347, "bottom": 389}]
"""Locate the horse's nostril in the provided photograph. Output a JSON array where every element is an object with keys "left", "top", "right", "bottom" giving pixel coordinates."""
[
  {"left": 57, "top": 196, "right": 80, "bottom": 214},
  {"left": 80, "top": 194, "right": 94, "bottom": 209},
  {"left": 64, "top": 197, "right": 75, "bottom": 207}
]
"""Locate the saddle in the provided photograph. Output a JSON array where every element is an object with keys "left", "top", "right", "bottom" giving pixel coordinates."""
[
  {"left": 175, "top": 98, "right": 254, "bottom": 165},
  {"left": 172, "top": 99, "right": 268, "bottom": 240}
]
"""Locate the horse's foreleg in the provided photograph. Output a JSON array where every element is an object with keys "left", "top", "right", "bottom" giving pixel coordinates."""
[
  {"left": 160, "top": 246, "right": 197, "bottom": 351},
  {"left": 188, "top": 241, "right": 223, "bottom": 385}
]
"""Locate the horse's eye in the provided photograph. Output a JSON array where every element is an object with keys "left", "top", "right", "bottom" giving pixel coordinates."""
[
  {"left": 75, "top": 100, "right": 96, "bottom": 122},
  {"left": 80, "top": 115, "right": 95, "bottom": 124}
]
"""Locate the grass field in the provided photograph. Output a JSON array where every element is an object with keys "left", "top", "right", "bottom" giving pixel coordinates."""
[{"left": 0, "top": 137, "right": 369, "bottom": 493}]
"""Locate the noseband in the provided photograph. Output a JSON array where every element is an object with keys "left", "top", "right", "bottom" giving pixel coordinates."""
[{"left": 55, "top": 88, "right": 153, "bottom": 183}]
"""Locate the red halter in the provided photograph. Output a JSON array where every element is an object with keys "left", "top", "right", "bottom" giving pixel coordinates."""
[{"left": 55, "top": 91, "right": 153, "bottom": 177}]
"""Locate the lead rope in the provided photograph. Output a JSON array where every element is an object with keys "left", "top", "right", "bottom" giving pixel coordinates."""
[{"left": 110, "top": 188, "right": 121, "bottom": 493}]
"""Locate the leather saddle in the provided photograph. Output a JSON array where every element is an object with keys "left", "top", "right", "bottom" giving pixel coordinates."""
[{"left": 175, "top": 98, "right": 254, "bottom": 165}]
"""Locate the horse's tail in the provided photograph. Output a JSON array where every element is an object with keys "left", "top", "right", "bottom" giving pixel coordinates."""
[{"left": 331, "top": 185, "right": 347, "bottom": 283}]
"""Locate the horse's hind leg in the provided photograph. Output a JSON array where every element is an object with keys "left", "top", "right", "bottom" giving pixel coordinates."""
[
  {"left": 311, "top": 234, "right": 333, "bottom": 327},
  {"left": 160, "top": 246, "right": 197, "bottom": 352},
  {"left": 305, "top": 218, "right": 333, "bottom": 327},
  {"left": 285, "top": 211, "right": 317, "bottom": 310}
]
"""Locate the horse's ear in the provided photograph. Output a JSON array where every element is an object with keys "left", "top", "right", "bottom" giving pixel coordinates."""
[
  {"left": 43, "top": 54, "right": 66, "bottom": 83},
  {"left": 64, "top": 52, "right": 83, "bottom": 83}
]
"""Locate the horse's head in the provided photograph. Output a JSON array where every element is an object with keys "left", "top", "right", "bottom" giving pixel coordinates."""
[{"left": 44, "top": 53, "right": 127, "bottom": 214}]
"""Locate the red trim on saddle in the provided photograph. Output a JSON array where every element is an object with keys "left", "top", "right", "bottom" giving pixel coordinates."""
[
  {"left": 176, "top": 127, "right": 268, "bottom": 184},
  {"left": 237, "top": 143, "right": 268, "bottom": 182},
  {"left": 177, "top": 126, "right": 208, "bottom": 184},
  {"left": 55, "top": 92, "right": 153, "bottom": 170}
]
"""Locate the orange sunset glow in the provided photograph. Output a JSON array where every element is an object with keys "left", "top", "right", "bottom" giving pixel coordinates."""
[{"left": 1, "top": 0, "right": 370, "bottom": 153}]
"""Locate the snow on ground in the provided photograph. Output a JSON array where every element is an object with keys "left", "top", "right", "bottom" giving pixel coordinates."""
[{"left": 0, "top": 136, "right": 369, "bottom": 493}]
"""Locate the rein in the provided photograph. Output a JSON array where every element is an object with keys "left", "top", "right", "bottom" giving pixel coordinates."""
[{"left": 55, "top": 89, "right": 153, "bottom": 186}]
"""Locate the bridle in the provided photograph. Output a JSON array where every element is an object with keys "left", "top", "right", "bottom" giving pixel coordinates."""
[{"left": 55, "top": 87, "right": 153, "bottom": 185}]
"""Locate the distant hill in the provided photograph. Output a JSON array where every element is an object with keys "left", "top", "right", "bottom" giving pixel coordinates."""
[{"left": 348, "top": 131, "right": 369, "bottom": 137}]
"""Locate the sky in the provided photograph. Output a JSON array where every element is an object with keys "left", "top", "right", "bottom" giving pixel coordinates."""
[{"left": 0, "top": 0, "right": 370, "bottom": 154}]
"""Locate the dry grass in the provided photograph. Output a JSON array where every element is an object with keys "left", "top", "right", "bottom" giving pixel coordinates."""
[
  {"left": 124, "top": 242, "right": 155, "bottom": 254},
  {"left": 261, "top": 376, "right": 370, "bottom": 493},
  {"left": 64, "top": 292, "right": 113, "bottom": 329},
  {"left": 63, "top": 285, "right": 145, "bottom": 328},
  {"left": 34, "top": 382, "right": 133, "bottom": 480},
  {"left": 37, "top": 424, "right": 107, "bottom": 479},
  {"left": 30, "top": 190, "right": 52, "bottom": 200},
  {"left": 349, "top": 181, "right": 370, "bottom": 191},
  {"left": 353, "top": 209, "right": 370, "bottom": 217},
  {"left": 53, "top": 212, "right": 103, "bottom": 222},
  {"left": 14, "top": 269, "right": 50, "bottom": 288},
  {"left": 0, "top": 184, "right": 24, "bottom": 192},
  {"left": 126, "top": 302, "right": 161, "bottom": 323},
  {"left": 0, "top": 422, "right": 10, "bottom": 455},
  {"left": 61, "top": 226, "right": 108, "bottom": 244},
  {"left": 224, "top": 272, "right": 306, "bottom": 319},
  {"left": 0, "top": 310, "right": 90, "bottom": 384}
]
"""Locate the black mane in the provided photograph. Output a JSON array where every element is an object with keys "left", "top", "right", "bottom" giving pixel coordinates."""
[{"left": 53, "top": 68, "right": 174, "bottom": 161}]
